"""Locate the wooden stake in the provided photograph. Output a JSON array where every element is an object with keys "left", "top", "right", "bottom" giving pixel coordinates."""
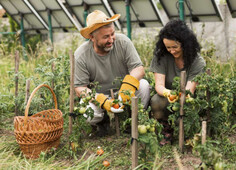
[
  {"left": 179, "top": 71, "right": 186, "bottom": 152},
  {"left": 131, "top": 96, "right": 138, "bottom": 169},
  {"left": 25, "top": 79, "right": 30, "bottom": 104},
  {"left": 69, "top": 50, "right": 75, "bottom": 135},
  {"left": 15, "top": 51, "right": 20, "bottom": 116},
  {"left": 202, "top": 121, "right": 207, "bottom": 144},
  {"left": 51, "top": 62, "right": 55, "bottom": 90},
  {"left": 110, "top": 89, "right": 120, "bottom": 137},
  {"left": 206, "top": 68, "right": 211, "bottom": 136}
]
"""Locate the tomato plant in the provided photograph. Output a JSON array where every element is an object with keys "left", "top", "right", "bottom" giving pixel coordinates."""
[
  {"left": 167, "top": 73, "right": 236, "bottom": 140},
  {"left": 70, "top": 83, "right": 100, "bottom": 146},
  {"left": 136, "top": 102, "right": 163, "bottom": 164}
]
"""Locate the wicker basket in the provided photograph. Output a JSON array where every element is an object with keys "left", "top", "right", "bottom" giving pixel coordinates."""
[{"left": 14, "top": 84, "right": 63, "bottom": 159}]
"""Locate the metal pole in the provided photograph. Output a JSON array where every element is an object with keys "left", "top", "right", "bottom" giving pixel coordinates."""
[
  {"left": 83, "top": 10, "right": 88, "bottom": 27},
  {"left": 0, "top": 32, "right": 17, "bottom": 35},
  {"left": 20, "top": 14, "right": 28, "bottom": 61},
  {"left": 83, "top": 3, "right": 89, "bottom": 40},
  {"left": 179, "top": 0, "right": 185, "bottom": 21},
  {"left": 125, "top": 0, "right": 132, "bottom": 39},
  {"left": 83, "top": 1, "right": 89, "bottom": 27},
  {"left": 47, "top": 9, "right": 53, "bottom": 45}
]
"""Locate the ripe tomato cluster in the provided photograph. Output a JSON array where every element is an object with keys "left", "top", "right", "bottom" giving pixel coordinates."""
[{"left": 167, "top": 91, "right": 179, "bottom": 103}]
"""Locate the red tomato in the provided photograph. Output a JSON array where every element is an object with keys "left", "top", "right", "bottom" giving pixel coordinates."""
[
  {"left": 113, "top": 103, "right": 119, "bottom": 109},
  {"left": 169, "top": 94, "right": 177, "bottom": 101},
  {"left": 96, "top": 148, "right": 104, "bottom": 156},
  {"left": 103, "top": 160, "right": 110, "bottom": 167}
]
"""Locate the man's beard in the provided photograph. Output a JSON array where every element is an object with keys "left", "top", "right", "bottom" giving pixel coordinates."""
[
  {"left": 97, "top": 42, "right": 114, "bottom": 52},
  {"left": 104, "top": 45, "right": 113, "bottom": 52}
]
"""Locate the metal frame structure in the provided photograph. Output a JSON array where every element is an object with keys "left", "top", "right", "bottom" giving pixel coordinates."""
[
  {"left": 1, "top": 0, "right": 231, "bottom": 49},
  {"left": 107, "top": 0, "right": 164, "bottom": 39},
  {"left": 160, "top": 0, "right": 223, "bottom": 22}
]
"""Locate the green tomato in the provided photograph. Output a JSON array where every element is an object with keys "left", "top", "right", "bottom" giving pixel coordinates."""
[
  {"left": 139, "top": 109, "right": 144, "bottom": 113},
  {"left": 172, "top": 105, "right": 179, "bottom": 111},
  {"left": 138, "top": 125, "right": 141, "bottom": 131},
  {"left": 222, "top": 100, "right": 228, "bottom": 113},
  {"left": 86, "top": 96, "right": 92, "bottom": 101},
  {"left": 152, "top": 119, "right": 157, "bottom": 125},
  {"left": 149, "top": 127, "right": 155, "bottom": 132},
  {"left": 82, "top": 98, "right": 87, "bottom": 103},
  {"left": 146, "top": 124, "right": 150, "bottom": 130},
  {"left": 140, "top": 104, "right": 144, "bottom": 109},
  {"left": 79, "top": 107, "right": 86, "bottom": 114},
  {"left": 186, "top": 97, "right": 194, "bottom": 103},
  {"left": 138, "top": 125, "right": 147, "bottom": 134},
  {"left": 214, "top": 162, "right": 224, "bottom": 170}
]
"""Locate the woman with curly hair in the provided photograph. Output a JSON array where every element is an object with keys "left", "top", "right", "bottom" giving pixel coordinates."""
[{"left": 149, "top": 19, "right": 206, "bottom": 145}]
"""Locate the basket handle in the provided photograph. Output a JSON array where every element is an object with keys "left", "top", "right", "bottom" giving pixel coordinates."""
[{"left": 24, "top": 84, "right": 58, "bottom": 123}]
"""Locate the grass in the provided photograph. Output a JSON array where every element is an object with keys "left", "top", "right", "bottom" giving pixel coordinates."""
[
  {"left": 0, "top": 131, "right": 133, "bottom": 169},
  {"left": 0, "top": 130, "right": 198, "bottom": 170}
]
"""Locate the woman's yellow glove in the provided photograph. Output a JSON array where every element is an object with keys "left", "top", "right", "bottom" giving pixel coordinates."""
[
  {"left": 163, "top": 89, "right": 171, "bottom": 97},
  {"left": 118, "top": 75, "right": 140, "bottom": 103},
  {"left": 163, "top": 89, "right": 179, "bottom": 103},
  {"left": 96, "top": 93, "right": 112, "bottom": 112}
]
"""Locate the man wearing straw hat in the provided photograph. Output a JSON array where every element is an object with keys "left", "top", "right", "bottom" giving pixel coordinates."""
[{"left": 74, "top": 10, "right": 150, "bottom": 137}]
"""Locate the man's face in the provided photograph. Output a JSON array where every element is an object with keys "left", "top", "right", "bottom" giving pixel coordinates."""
[{"left": 91, "top": 24, "right": 116, "bottom": 55}]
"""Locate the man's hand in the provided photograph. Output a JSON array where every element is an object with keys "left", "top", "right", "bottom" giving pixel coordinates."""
[
  {"left": 119, "top": 75, "right": 140, "bottom": 103},
  {"left": 96, "top": 93, "right": 113, "bottom": 112},
  {"left": 110, "top": 99, "right": 124, "bottom": 113},
  {"left": 96, "top": 94, "right": 124, "bottom": 113}
]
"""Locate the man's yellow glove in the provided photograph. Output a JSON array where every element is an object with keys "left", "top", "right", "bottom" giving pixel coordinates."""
[
  {"left": 163, "top": 89, "right": 171, "bottom": 98},
  {"left": 119, "top": 75, "right": 140, "bottom": 103},
  {"left": 96, "top": 93, "right": 112, "bottom": 112}
]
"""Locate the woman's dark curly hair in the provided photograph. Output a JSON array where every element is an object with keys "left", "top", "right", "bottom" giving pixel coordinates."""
[{"left": 154, "top": 19, "right": 200, "bottom": 70}]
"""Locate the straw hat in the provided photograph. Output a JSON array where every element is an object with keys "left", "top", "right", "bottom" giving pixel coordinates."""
[{"left": 80, "top": 10, "right": 120, "bottom": 39}]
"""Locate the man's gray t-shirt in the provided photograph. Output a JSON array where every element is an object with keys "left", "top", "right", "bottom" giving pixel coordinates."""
[
  {"left": 74, "top": 33, "right": 143, "bottom": 95},
  {"left": 149, "top": 53, "right": 206, "bottom": 89}
]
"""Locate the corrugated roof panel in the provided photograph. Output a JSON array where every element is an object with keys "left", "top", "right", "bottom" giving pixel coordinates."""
[
  {"left": 159, "top": 0, "right": 223, "bottom": 22},
  {"left": 41, "top": 0, "right": 61, "bottom": 10},
  {"left": 10, "top": 0, "right": 31, "bottom": 13},
  {"left": 107, "top": 0, "right": 164, "bottom": 27},
  {"left": 0, "top": 0, "right": 18, "bottom": 14}
]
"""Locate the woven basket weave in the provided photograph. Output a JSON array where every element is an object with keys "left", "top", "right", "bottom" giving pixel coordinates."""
[{"left": 14, "top": 84, "right": 63, "bottom": 159}]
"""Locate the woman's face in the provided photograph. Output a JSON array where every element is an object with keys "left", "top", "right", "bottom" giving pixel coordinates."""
[{"left": 163, "top": 38, "right": 183, "bottom": 59}]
